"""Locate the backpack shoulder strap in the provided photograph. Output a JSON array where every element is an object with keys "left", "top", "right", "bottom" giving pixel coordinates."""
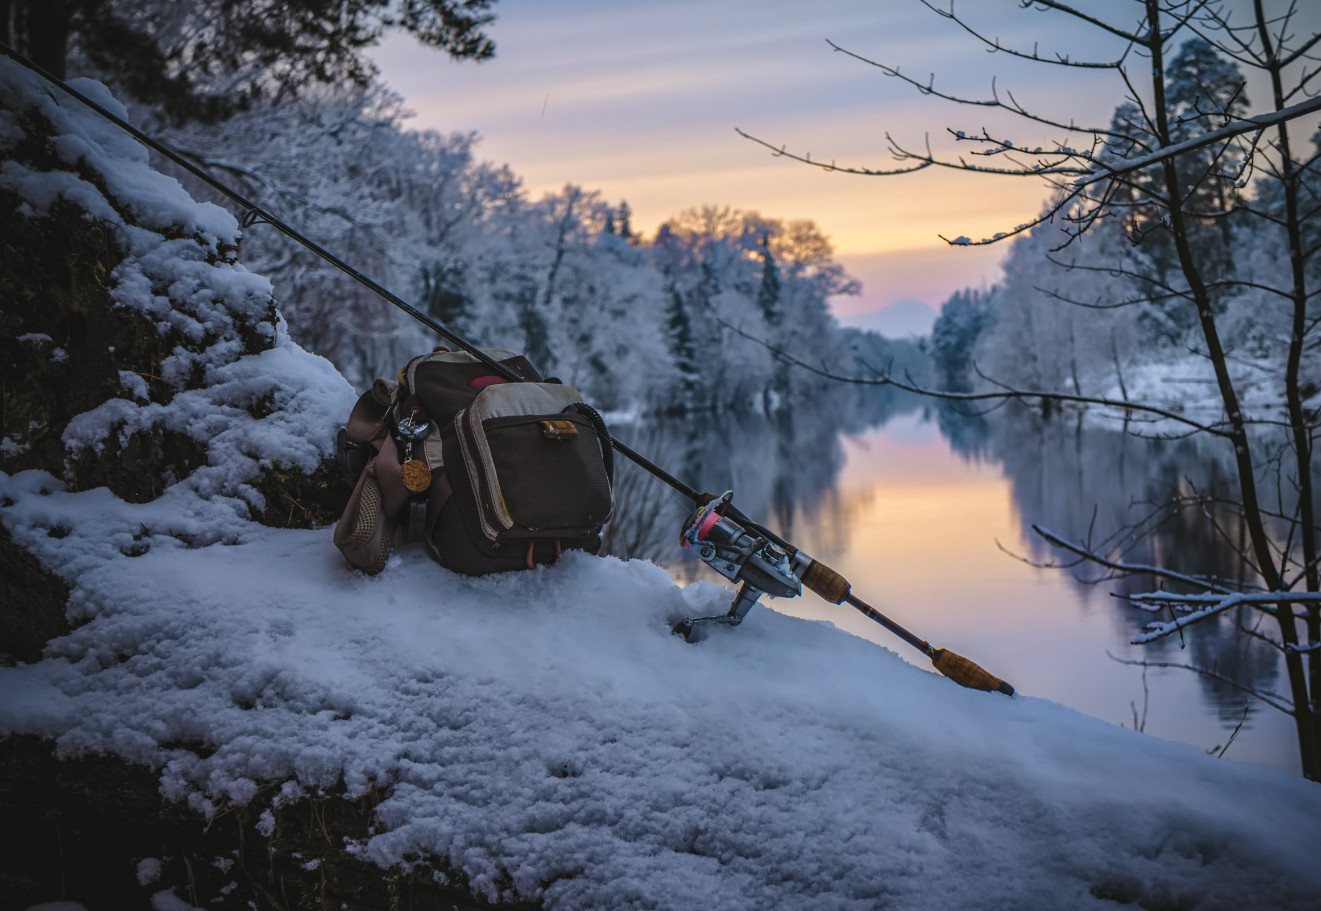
[{"left": 345, "top": 377, "right": 398, "bottom": 444}]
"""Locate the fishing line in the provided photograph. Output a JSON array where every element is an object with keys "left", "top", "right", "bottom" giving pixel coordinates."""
[
  {"left": 0, "top": 41, "right": 701, "bottom": 504},
  {"left": 1, "top": 43, "right": 1016, "bottom": 694}
]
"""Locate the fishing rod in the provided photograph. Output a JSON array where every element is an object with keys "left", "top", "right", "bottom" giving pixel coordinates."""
[
  {"left": 0, "top": 42, "right": 697, "bottom": 503},
  {"left": 673, "top": 492, "right": 1014, "bottom": 695},
  {"left": 3, "top": 44, "right": 1014, "bottom": 695}
]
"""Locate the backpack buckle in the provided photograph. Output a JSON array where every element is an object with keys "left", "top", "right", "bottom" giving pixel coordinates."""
[{"left": 539, "top": 419, "right": 579, "bottom": 440}]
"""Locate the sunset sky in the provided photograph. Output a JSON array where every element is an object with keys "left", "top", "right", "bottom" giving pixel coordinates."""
[{"left": 372, "top": 1, "right": 1144, "bottom": 334}]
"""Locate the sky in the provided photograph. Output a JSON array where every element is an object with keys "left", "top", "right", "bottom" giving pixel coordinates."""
[{"left": 371, "top": 0, "right": 1136, "bottom": 336}]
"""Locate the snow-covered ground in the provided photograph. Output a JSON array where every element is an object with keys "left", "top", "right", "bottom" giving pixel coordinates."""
[
  {"left": 4, "top": 468, "right": 1321, "bottom": 911},
  {"left": 4, "top": 55, "right": 1321, "bottom": 911}
]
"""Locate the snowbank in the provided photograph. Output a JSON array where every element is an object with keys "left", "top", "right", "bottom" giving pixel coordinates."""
[
  {"left": 3, "top": 469, "right": 1321, "bottom": 910},
  {"left": 0, "top": 56, "right": 353, "bottom": 517}
]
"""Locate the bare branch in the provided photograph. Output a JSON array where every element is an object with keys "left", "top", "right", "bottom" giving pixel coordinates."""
[
  {"left": 1279, "top": 17, "right": 1321, "bottom": 66},
  {"left": 1033, "top": 524, "right": 1247, "bottom": 593},
  {"left": 1105, "top": 652, "right": 1294, "bottom": 715},
  {"left": 716, "top": 317, "right": 1237, "bottom": 435},
  {"left": 1022, "top": 0, "right": 1146, "bottom": 45},
  {"left": 823, "top": 37, "right": 1127, "bottom": 140},
  {"left": 732, "top": 127, "right": 934, "bottom": 177},
  {"left": 1213, "top": 702, "right": 1251, "bottom": 758},
  {"left": 920, "top": 0, "right": 1134, "bottom": 69},
  {"left": 739, "top": 86, "right": 1321, "bottom": 251}
]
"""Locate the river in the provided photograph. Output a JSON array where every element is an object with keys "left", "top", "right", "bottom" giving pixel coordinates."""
[{"left": 603, "top": 390, "right": 1302, "bottom": 776}]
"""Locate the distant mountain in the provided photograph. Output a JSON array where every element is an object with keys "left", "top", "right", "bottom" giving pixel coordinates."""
[{"left": 839, "top": 298, "right": 938, "bottom": 338}]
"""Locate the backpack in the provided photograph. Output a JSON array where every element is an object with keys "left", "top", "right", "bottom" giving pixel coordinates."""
[{"left": 333, "top": 348, "right": 614, "bottom": 575}]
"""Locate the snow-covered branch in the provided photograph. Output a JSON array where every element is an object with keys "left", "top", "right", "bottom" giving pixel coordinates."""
[
  {"left": 1076, "top": 92, "right": 1321, "bottom": 190},
  {"left": 1122, "top": 589, "right": 1321, "bottom": 652}
]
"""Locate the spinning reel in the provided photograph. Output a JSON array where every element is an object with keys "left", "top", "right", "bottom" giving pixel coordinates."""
[
  {"left": 672, "top": 491, "right": 811, "bottom": 640},
  {"left": 670, "top": 490, "right": 1014, "bottom": 696}
]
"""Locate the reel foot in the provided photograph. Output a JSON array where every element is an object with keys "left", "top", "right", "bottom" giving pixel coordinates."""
[{"left": 671, "top": 619, "right": 697, "bottom": 641}]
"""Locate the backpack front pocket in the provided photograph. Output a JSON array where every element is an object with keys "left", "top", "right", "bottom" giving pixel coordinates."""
[{"left": 455, "top": 383, "right": 613, "bottom": 543}]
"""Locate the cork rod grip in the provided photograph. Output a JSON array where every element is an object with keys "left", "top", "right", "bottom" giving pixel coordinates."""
[
  {"left": 801, "top": 560, "right": 851, "bottom": 604},
  {"left": 931, "top": 649, "right": 1015, "bottom": 696}
]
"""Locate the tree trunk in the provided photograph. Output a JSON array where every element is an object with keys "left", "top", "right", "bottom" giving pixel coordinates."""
[
  {"left": 1253, "top": 0, "right": 1321, "bottom": 779},
  {"left": 23, "top": 0, "right": 70, "bottom": 79},
  {"left": 1148, "top": 0, "right": 1319, "bottom": 779}
]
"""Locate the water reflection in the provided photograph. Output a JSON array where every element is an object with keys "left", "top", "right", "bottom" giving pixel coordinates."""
[
  {"left": 603, "top": 386, "right": 916, "bottom": 570},
  {"left": 959, "top": 403, "right": 1282, "bottom": 725},
  {"left": 604, "top": 392, "right": 1298, "bottom": 774}
]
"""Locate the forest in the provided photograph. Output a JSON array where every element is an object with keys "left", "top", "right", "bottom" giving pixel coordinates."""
[
  {"left": 146, "top": 84, "right": 921, "bottom": 411},
  {"left": 929, "top": 36, "right": 1320, "bottom": 408},
  {"left": 3, "top": 0, "right": 920, "bottom": 411}
]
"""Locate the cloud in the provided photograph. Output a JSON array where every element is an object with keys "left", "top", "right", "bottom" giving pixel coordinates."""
[{"left": 373, "top": 0, "right": 1124, "bottom": 307}]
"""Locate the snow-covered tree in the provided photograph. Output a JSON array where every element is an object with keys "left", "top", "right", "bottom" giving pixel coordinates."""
[
  {"left": 929, "top": 287, "right": 996, "bottom": 391},
  {"left": 5, "top": 0, "right": 497, "bottom": 121}
]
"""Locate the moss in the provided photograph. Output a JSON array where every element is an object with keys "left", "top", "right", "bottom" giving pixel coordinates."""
[
  {"left": 67, "top": 428, "right": 208, "bottom": 504},
  {"left": 0, "top": 736, "right": 543, "bottom": 911},
  {"left": 251, "top": 457, "right": 352, "bottom": 530},
  {"left": 0, "top": 525, "right": 71, "bottom": 665},
  {"left": 0, "top": 190, "right": 183, "bottom": 479}
]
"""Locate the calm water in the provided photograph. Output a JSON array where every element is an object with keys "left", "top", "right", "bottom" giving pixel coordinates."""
[{"left": 605, "top": 391, "right": 1301, "bottom": 776}]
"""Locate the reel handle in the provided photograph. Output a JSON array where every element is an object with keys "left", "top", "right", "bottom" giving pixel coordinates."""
[
  {"left": 811, "top": 559, "right": 1017, "bottom": 698},
  {"left": 931, "top": 649, "right": 1015, "bottom": 696}
]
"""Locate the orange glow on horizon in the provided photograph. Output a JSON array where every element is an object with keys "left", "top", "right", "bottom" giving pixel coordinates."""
[{"left": 369, "top": 3, "right": 1122, "bottom": 317}]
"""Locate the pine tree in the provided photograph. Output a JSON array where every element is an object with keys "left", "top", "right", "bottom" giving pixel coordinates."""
[
  {"left": 1164, "top": 37, "right": 1249, "bottom": 279},
  {"left": 616, "top": 201, "right": 640, "bottom": 246},
  {"left": 665, "top": 286, "right": 699, "bottom": 406},
  {"left": 3, "top": 0, "right": 498, "bottom": 122},
  {"left": 756, "top": 234, "right": 782, "bottom": 327},
  {"left": 652, "top": 225, "right": 699, "bottom": 406},
  {"left": 1107, "top": 38, "right": 1249, "bottom": 343}
]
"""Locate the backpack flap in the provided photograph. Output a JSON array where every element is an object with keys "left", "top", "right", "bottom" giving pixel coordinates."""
[
  {"left": 455, "top": 382, "right": 613, "bottom": 544},
  {"left": 403, "top": 348, "right": 540, "bottom": 420}
]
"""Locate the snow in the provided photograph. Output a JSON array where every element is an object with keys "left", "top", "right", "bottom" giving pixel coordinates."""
[
  {"left": 136, "top": 857, "right": 163, "bottom": 886},
  {"left": 150, "top": 889, "right": 205, "bottom": 911},
  {"left": 4, "top": 466, "right": 1321, "bottom": 910},
  {"left": 62, "top": 341, "right": 352, "bottom": 508},
  {"left": 4, "top": 53, "right": 1321, "bottom": 911}
]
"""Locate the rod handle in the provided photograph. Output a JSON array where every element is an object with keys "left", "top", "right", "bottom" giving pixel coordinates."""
[
  {"left": 801, "top": 559, "right": 851, "bottom": 604},
  {"left": 931, "top": 648, "right": 1015, "bottom": 696}
]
